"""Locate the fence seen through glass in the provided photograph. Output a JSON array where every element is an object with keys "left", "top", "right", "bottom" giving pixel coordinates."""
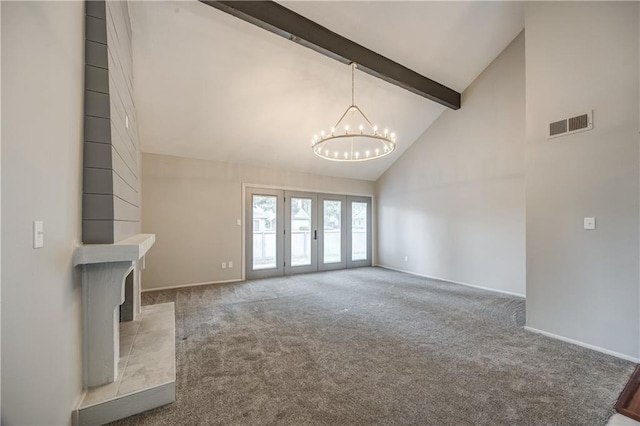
[
  {"left": 351, "top": 201, "right": 367, "bottom": 261},
  {"left": 252, "top": 194, "right": 277, "bottom": 270},
  {"left": 323, "top": 200, "right": 342, "bottom": 263},
  {"left": 250, "top": 189, "right": 370, "bottom": 274},
  {"left": 290, "top": 197, "right": 312, "bottom": 266}
]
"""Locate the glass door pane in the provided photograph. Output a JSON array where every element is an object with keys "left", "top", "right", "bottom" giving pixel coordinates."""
[
  {"left": 245, "top": 188, "right": 284, "bottom": 279},
  {"left": 291, "top": 198, "right": 312, "bottom": 266},
  {"left": 323, "top": 200, "right": 342, "bottom": 263},
  {"left": 284, "top": 192, "right": 318, "bottom": 275},
  {"left": 318, "top": 194, "right": 346, "bottom": 271},
  {"left": 347, "top": 196, "right": 372, "bottom": 268},
  {"left": 252, "top": 195, "right": 277, "bottom": 270},
  {"left": 351, "top": 201, "right": 367, "bottom": 261}
]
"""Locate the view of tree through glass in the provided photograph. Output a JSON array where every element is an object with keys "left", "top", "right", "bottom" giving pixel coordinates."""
[
  {"left": 323, "top": 200, "right": 341, "bottom": 263},
  {"left": 351, "top": 202, "right": 367, "bottom": 261},
  {"left": 291, "top": 198, "right": 312, "bottom": 266},
  {"left": 252, "top": 195, "right": 277, "bottom": 269}
]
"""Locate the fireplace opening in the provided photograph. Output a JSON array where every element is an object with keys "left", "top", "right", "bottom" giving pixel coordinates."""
[{"left": 120, "top": 269, "right": 135, "bottom": 322}]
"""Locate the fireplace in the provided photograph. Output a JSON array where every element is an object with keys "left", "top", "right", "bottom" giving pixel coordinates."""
[{"left": 73, "top": 234, "right": 155, "bottom": 386}]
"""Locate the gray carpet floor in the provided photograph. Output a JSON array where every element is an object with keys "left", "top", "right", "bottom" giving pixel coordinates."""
[{"left": 112, "top": 267, "right": 635, "bottom": 425}]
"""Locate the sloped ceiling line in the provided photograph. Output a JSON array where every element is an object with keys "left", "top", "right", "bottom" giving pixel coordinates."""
[{"left": 199, "top": 0, "right": 461, "bottom": 110}]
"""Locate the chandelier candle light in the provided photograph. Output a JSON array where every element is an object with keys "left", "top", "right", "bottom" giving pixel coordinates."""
[{"left": 311, "top": 63, "right": 396, "bottom": 162}]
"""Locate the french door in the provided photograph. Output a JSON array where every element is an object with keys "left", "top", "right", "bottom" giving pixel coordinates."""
[
  {"left": 245, "top": 188, "right": 284, "bottom": 280},
  {"left": 347, "top": 196, "right": 372, "bottom": 268},
  {"left": 246, "top": 187, "right": 371, "bottom": 279},
  {"left": 318, "top": 194, "right": 347, "bottom": 271},
  {"left": 284, "top": 191, "right": 319, "bottom": 275}
]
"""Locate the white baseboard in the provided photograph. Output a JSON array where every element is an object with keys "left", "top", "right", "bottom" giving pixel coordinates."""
[
  {"left": 524, "top": 326, "right": 640, "bottom": 363},
  {"left": 375, "top": 265, "right": 638, "bottom": 363},
  {"left": 142, "top": 278, "right": 243, "bottom": 292},
  {"left": 376, "top": 264, "right": 526, "bottom": 298}
]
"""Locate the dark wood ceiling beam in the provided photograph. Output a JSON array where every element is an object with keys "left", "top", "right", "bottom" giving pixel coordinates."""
[{"left": 199, "top": 0, "right": 461, "bottom": 110}]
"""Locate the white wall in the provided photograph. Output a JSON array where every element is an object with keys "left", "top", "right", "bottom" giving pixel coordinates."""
[
  {"left": 525, "top": 2, "right": 640, "bottom": 361},
  {"left": 141, "top": 153, "right": 375, "bottom": 290},
  {"left": 376, "top": 32, "right": 526, "bottom": 296},
  {"left": 1, "top": 2, "right": 84, "bottom": 423},
  {"left": 1, "top": 1, "right": 3, "bottom": 416}
]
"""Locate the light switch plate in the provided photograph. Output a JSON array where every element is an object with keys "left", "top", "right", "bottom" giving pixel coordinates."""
[
  {"left": 33, "top": 221, "right": 44, "bottom": 248},
  {"left": 221, "top": 262, "right": 226, "bottom": 269},
  {"left": 236, "top": 219, "right": 241, "bottom": 226},
  {"left": 228, "top": 261, "right": 233, "bottom": 268},
  {"left": 584, "top": 217, "right": 596, "bottom": 230}
]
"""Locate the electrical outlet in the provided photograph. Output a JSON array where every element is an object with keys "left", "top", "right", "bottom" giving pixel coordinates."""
[
  {"left": 221, "top": 262, "right": 226, "bottom": 269},
  {"left": 228, "top": 261, "right": 233, "bottom": 268},
  {"left": 584, "top": 217, "right": 596, "bottom": 230}
]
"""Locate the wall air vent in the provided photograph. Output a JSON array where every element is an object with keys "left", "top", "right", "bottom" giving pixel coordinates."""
[
  {"left": 549, "top": 119, "right": 567, "bottom": 137},
  {"left": 548, "top": 111, "right": 593, "bottom": 139}
]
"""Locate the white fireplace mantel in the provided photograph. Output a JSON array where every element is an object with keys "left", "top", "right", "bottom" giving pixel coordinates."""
[
  {"left": 74, "top": 233, "right": 156, "bottom": 387},
  {"left": 73, "top": 233, "right": 156, "bottom": 267}
]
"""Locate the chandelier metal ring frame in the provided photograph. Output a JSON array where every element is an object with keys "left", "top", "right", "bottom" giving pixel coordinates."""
[{"left": 311, "top": 63, "right": 397, "bottom": 162}]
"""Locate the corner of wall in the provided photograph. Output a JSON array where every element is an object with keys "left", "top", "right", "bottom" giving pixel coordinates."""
[
  {"left": 524, "top": 1, "right": 640, "bottom": 360},
  {"left": 2, "top": 1, "right": 85, "bottom": 422},
  {"left": 375, "top": 29, "right": 526, "bottom": 297}
]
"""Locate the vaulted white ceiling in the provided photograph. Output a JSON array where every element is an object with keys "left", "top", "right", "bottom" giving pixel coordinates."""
[{"left": 129, "top": 1, "right": 524, "bottom": 181}]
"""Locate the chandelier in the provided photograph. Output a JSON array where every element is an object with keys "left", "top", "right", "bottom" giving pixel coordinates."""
[{"left": 311, "top": 63, "right": 396, "bottom": 162}]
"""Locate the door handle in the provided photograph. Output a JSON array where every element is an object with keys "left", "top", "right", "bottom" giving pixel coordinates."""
[{"left": 314, "top": 230, "right": 317, "bottom": 240}]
